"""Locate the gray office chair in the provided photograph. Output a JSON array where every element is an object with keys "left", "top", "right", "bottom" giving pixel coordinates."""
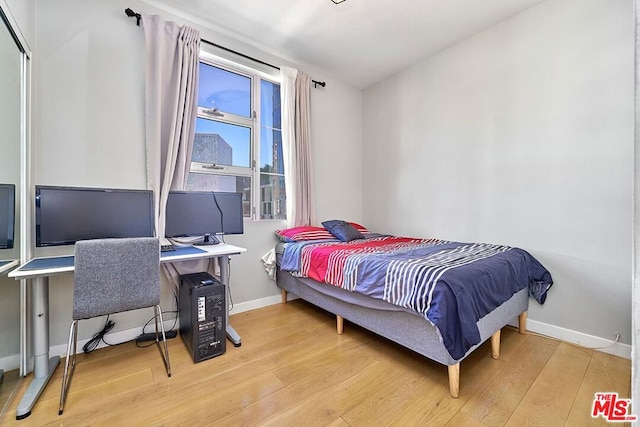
[{"left": 59, "top": 237, "right": 171, "bottom": 415}]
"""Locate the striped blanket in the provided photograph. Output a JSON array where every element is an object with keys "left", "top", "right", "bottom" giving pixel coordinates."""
[{"left": 280, "top": 236, "right": 552, "bottom": 359}]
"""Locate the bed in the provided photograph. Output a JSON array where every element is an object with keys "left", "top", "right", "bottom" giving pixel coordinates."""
[{"left": 270, "top": 223, "right": 553, "bottom": 397}]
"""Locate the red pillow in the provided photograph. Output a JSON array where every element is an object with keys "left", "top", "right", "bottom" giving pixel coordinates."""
[
  {"left": 349, "top": 222, "right": 369, "bottom": 233},
  {"left": 275, "top": 226, "right": 334, "bottom": 242}
]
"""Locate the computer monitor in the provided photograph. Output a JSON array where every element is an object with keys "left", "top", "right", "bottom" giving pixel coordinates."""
[
  {"left": 0, "top": 184, "right": 15, "bottom": 249},
  {"left": 165, "top": 191, "right": 244, "bottom": 239},
  {"left": 35, "top": 185, "right": 155, "bottom": 247}
]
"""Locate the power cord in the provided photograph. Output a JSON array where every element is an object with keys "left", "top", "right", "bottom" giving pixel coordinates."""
[
  {"left": 587, "top": 332, "right": 621, "bottom": 350},
  {"left": 511, "top": 326, "right": 622, "bottom": 350},
  {"left": 227, "top": 258, "right": 234, "bottom": 311},
  {"left": 207, "top": 257, "right": 233, "bottom": 310},
  {"left": 205, "top": 258, "right": 232, "bottom": 311},
  {"left": 135, "top": 289, "right": 179, "bottom": 348},
  {"left": 83, "top": 315, "right": 115, "bottom": 353}
]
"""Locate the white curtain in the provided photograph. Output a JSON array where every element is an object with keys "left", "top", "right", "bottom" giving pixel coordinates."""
[
  {"left": 280, "top": 66, "right": 316, "bottom": 227},
  {"left": 142, "top": 15, "right": 200, "bottom": 237},
  {"left": 141, "top": 16, "right": 218, "bottom": 288}
]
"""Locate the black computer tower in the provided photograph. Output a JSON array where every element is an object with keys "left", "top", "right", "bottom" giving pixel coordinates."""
[{"left": 179, "top": 272, "right": 226, "bottom": 362}]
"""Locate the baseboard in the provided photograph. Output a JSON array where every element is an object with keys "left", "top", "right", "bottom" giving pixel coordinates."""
[
  {"left": 43, "top": 296, "right": 290, "bottom": 359},
  {"left": 9, "top": 295, "right": 630, "bottom": 369},
  {"left": 25, "top": 297, "right": 291, "bottom": 364},
  {"left": 0, "top": 353, "right": 21, "bottom": 372},
  {"left": 511, "top": 318, "right": 631, "bottom": 360},
  {"left": 48, "top": 319, "right": 178, "bottom": 360},
  {"left": 228, "top": 294, "right": 296, "bottom": 314}
]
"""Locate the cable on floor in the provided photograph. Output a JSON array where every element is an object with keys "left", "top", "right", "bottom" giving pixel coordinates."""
[
  {"left": 82, "top": 315, "right": 115, "bottom": 353},
  {"left": 135, "top": 291, "right": 179, "bottom": 348},
  {"left": 508, "top": 326, "right": 621, "bottom": 350}
]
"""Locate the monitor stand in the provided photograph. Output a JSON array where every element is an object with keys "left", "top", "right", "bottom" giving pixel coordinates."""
[{"left": 195, "top": 234, "right": 220, "bottom": 246}]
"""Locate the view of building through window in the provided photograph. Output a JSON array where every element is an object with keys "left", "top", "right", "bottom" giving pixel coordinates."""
[
  {"left": 187, "top": 61, "right": 285, "bottom": 220},
  {"left": 259, "top": 80, "right": 285, "bottom": 219}
]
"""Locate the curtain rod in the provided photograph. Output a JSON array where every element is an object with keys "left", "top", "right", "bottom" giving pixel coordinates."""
[{"left": 125, "top": 8, "right": 327, "bottom": 89}]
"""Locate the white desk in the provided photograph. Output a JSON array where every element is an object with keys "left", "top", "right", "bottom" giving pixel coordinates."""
[
  {"left": 8, "top": 243, "right": 246, "bottom": 420},
  {"left": 0, "top": 259, "right": 19, "bottom": 276}
]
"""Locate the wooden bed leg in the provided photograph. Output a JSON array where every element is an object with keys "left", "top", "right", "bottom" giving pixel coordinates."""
[
  {"left": 491, "top": 330, "right": 501, "bottom": 360},
  {"left": 281, "top": 289, "right": 287, "bottom": 304},
  {"left": 448, "top": 364, "right": 460, "bottom": 398},
  {"left": 518, "top": 311, "right": 527, "bottom": 334},
  {"left": 336, "top": 315, "right": 344, "bottom": 335}
]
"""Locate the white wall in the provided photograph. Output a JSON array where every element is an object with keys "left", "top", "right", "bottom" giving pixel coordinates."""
[
  {"left": 34, "top": 0, "right": 362, "bottom": 348},
  {"left": 363, "top": 0, "right": 633, "bottom": 350}
]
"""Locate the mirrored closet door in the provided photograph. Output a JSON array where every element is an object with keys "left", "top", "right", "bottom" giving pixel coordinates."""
[{"left": 0, "top": 3, "right": 27, "bottom": 417}]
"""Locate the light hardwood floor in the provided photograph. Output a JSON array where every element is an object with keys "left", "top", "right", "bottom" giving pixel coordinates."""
[{"left": 1, "top": 299, "right": 631, "bottom": 426}]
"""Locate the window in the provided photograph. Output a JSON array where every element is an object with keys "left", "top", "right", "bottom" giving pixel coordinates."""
[{"left": 187, "top": 57, "right": 285, "bottom": 220}]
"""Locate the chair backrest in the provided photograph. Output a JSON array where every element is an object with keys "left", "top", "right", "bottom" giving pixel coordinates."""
[{"left": 73, "top": 237, "right": 160, "bottom": 320}]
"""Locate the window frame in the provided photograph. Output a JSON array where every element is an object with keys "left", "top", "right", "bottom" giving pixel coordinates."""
[{"left": 192, "top": 50, "right": 283, "bottom": 221}]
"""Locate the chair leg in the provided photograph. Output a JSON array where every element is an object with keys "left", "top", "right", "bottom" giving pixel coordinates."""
[
  {"left": 59, "top": 320, "right": 79, "bottom": 415},
  {"left": 154, "top": 305, "right": 171, "bottom": 377}
]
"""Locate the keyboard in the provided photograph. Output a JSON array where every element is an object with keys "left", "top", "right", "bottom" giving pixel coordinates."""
[{"left": 161, "top": 244, "right": 176, "bottom": 252}]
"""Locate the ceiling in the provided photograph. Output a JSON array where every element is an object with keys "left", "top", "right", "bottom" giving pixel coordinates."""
[{"left": 143, "top": 0, "right": 546, "bottom": 89}]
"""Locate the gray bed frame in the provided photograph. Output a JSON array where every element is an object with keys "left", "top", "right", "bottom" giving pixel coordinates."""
[{"left": 276, "top": 266, "right": 528, "bottom": 397}]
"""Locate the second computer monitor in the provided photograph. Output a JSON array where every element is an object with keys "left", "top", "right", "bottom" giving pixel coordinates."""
[{"left": 165, "top": 191, "right": 244, "bottom": 238}]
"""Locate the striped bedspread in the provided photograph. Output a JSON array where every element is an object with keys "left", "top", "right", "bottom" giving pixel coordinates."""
[{"left": 280, "top": 235, "right": 552, "bottom": 360}]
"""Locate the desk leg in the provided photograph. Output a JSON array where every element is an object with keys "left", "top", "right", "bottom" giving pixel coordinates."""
[
  {"left": 219, "top": 255, "right": 241, "bottom": 347},
  {"left": 16, "top": 277, "right": 60, "bottom": 420}
]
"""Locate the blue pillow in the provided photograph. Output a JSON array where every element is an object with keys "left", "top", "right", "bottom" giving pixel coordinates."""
[{"left": 321, "top": 220, "right": 364, "bottom": 242}]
